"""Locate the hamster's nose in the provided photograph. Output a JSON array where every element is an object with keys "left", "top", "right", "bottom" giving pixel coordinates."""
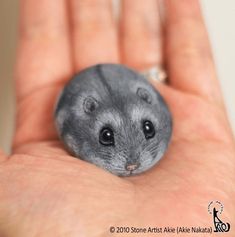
[{"left": 125, "top": 162, "right": 140, "bottom": 171}]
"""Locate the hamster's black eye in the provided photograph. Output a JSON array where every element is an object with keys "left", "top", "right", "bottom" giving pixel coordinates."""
[
  {"left": 143, "top": 120, "right": 155, "bottom": 139},
  {"left": 99, "top": 127, "right": 115, "bottom": 146}
]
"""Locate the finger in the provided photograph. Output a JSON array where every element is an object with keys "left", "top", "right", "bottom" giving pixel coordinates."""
[
  {"left": 120, "top": 0, "right": 163, "bottom": 70},
  {"left": 70, "top": 0, "right": 119, "bottom": 70},
  {"left": 0, "top": 150, "right": 7, "bottom": 162},
  {"left": 165, "top": 0, "right": 223, "bottom": 103},
  {"left": 14, "top": 0, "right": 72, "bottom": 149}
]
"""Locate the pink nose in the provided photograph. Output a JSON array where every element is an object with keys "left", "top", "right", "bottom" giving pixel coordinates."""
[{"left": 125, "top": 163, "right": 139, "bottom": 171}]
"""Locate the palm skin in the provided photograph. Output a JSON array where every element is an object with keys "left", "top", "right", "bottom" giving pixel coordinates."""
[
  {"left": 0, "top": 0, "right": 234, "bottom": 236},
  {"left": 0, "top": 84, "right": 234, "bottom": 237}
]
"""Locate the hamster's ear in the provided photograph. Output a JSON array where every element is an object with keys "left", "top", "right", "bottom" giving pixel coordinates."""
[
  {"left": 136, "top": 87, "right": 152, "bottom": 104},
  {"left": 83, "top": 96, "right": 99, "bottom": 113}
]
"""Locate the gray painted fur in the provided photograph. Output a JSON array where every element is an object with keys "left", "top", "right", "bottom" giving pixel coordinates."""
[{"left": 55, "top": 64, "right": 172, "bottom": 176}]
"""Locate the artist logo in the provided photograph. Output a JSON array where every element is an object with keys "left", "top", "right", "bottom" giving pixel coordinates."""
[{"left": 208, "top": 201, "right": 230, "bottom": 232}]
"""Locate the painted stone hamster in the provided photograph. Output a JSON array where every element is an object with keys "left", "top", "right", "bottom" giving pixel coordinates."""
[{"left": 55, "top": 64, "right": 172, "bottom": 176}]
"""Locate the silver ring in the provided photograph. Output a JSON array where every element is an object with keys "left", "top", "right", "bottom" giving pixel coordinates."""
[{"left": 142, "top": 66, "right": 167, "bottom": 83}]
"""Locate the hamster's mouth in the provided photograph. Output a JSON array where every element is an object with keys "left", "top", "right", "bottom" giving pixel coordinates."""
[{"left": 116, "top": 168, "right": 141, "bottom": 177}]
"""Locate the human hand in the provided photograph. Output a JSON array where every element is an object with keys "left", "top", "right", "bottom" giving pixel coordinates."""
[{"left": 0, "top": 0, "right": 234, "bottom": 236}]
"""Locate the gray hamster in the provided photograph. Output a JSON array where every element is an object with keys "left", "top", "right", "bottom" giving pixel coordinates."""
[{"left": 55, "top": 64, "right": 172, "bottom": 176}]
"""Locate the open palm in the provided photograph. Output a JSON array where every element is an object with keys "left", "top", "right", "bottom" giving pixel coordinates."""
[{"left": 0, "top": 0, "right": 234, "bottom": 236}]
